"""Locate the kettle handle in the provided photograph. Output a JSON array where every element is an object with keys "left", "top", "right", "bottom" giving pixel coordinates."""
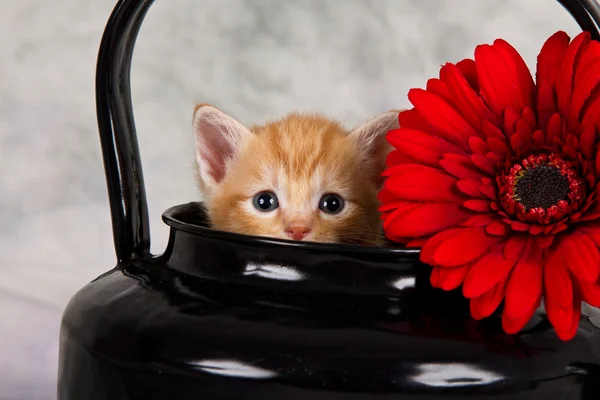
[
  {"left": 96, "top": 0, "right": 155, "bottom": 263},
  {"left": 95, "top": 0, "right": 600, "bottom": 263}
]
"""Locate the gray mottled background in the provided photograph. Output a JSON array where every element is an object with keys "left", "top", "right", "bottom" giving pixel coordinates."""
[{"left": 0, "top": 0, "right": 582, "bottom": 398}]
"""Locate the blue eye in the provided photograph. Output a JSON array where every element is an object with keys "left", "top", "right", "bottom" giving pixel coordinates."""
[
  {"left": 319, "top": 194, "right": 344, "bottom": 214},
  {"left": 253, "top": 191, "right": 279, "bottom": 212}
]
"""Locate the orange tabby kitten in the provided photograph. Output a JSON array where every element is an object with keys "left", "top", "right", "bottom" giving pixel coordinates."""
[{"left": 192, "top": 104, "right": 399, "bottom": 245}]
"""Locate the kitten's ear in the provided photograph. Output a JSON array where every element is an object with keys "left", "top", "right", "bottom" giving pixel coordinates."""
[
  {"left": 349, "top": 111, "right": 400, "bottom": 186},
  {"left": 193, "top": 104, "right": 251, "bottom": 194}
]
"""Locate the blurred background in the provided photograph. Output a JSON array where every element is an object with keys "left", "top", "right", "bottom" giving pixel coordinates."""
[{"left": 0, "top": 0, "right": 582, "bottom": 398}]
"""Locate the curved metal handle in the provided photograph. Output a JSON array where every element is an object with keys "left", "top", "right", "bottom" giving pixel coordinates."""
[
  {"left": 96, "top": 0, "right": 155, "bottom": 263},
  {"left": 95, "top": 0, "right": 600, "bottom": 263}
]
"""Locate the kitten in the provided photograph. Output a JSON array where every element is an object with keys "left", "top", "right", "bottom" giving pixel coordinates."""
[{"left": 192, "top": 104, "right": 399, "bottom": 245}]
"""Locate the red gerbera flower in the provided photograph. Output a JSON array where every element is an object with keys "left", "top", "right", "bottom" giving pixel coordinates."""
[{"left": 380, "top": 30, "right": 600, "bottom": 341}]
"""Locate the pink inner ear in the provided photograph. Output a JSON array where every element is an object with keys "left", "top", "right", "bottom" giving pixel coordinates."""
[
  {"left": 194, "top": 112, "right": 242, "bottom": 184},
  {"left": 197, "top": 128, "right": 233, "bottom": 183}
]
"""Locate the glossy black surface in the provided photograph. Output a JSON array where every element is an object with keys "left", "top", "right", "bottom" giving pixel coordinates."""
[
  {"left": 96, "top": 0, "right": 154, "bottom": 263},
  {"left": 59, "top": 0, "right": 600, "bottom": 398},
  {"left": 59, "top": 203, "right": 600, "bottom": 399}
]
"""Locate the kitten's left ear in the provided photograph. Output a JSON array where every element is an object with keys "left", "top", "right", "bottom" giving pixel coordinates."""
[{"left": 349, "top": 111, "right": 400, "bottom": 186}]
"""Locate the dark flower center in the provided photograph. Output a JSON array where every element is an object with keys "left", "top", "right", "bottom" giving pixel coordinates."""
[
  {"left": 514, "top": 165, "right": 570, "bottom": 211},
  {"left": 497, "top": 153, "right": 585, "bottom": 224}
]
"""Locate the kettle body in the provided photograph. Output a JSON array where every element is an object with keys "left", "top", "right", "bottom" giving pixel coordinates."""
[{"left": 58, "top": 203, "right": 600, "bottom": 399}]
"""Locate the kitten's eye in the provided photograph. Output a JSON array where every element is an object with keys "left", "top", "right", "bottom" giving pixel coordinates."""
[
  {"left": 319, "top": 194, "right": 344, "bottom": 215},
  {"left": 252, "top": 191, "right": 279, "bottom": 212}
]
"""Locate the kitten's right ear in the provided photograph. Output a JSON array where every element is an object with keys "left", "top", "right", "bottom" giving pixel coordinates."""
[
  {"left": 348, "top": 110, "right": 400, "bottom": 187},
  {"left": 193, "top": 104, "right": 251, "bottom": 193}
]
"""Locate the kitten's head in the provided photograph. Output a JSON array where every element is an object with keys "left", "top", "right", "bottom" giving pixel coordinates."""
[{"left": 192, "top": 104, "right": 398, "bottom": 245}]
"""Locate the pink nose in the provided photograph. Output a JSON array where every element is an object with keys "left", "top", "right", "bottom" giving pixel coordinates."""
[{"left": 285, "top": 225, "right": 312, "bottom": 241}]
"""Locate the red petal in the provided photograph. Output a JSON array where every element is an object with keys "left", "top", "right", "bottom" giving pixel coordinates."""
[
  {"left": 545, "top": 272, "right": 581, "bottom": 341},
  {"left": 529, "top": 225, "right": 545, "bottom": 235},
  {"left": 544, "top": 247, "right": 573, "bottom": 311},
  {"left": 557, "top": 31, "right": 591, "bottom": 120},
  {"left": 386, "top": 149, "right": 416, "bottom": 167},
  {"left": 508, "top": 220, "right": 530, "bottom": 231},
  {"left": 386, "top": 203, "right": 472, "bottom": 239},
  {"left": 581, "top": 86, "right": 600, "bottom": 131},
  {"left": 547, "top": 113, "right": 563, "bottom": 144},
  {"left": 406, "top": 238, "right": 428, "bottom": 247},
  {"left": 379, "top": 199, "right": 417, "bottom": 213},
  {"left": 504, "top": 242, "right": 543, "bottom": 319},
  {"left": 475, "top": 41, "right": 534, "bottom": 116},
  {"left": 440, "top": 154, "right": 485, "bottom": 179},
  {"left": 382, "top": 203, "right": 421, "bottom": 231},
  {"left": 482, "top": 120, "right": 505, "bottom": 139},
  {"left": 544, "top": 247, "right": 581, "bottom": 340},
  {"left": 487, "top": 151, "right": 503, "bottom": 164},
  {"left": 537, "top": 234, "right": 555, "bottom": 249},
  {"left": 558, "top": 230, "right": 600, "bottom": 282},
  {"left": 536, "top": 31, "right": 570, "bottom": 89},
  {"left": 471, "top": 154, "right": 496, "bottom": 176},
  {"left": 463, "top": 199, "right": 490, "bottom": 212},
  {"left": 384, "top": 165, "right": 462, "bottom": 203},
  {"left": 463, "top": 248, "right": 516, "bottom": 298},
  {"left": 521, "top": 107, "right": 537, "bottom": 129},
  {"left": 398, "top": 109, "right": 428, "bottom": 130},
  {"left": 545, "top": 302, "right": 573, "bottom": 337},
  {"left": 537, "top": 82, "right": 557, "bottom": 132},
  {"left": 426, "top": 78, "right": 451, "bottom": 101},
  {"left": 574, "top": 39, "right": 600, "bottom": 77},
  {"left": 456, "top": 58, "right": 479, "bottom": 92},
  {"left": 378, "top": 187, "right": 395, "bottom": 204},
  {"left": 595, "top": 146, "right": 600, "bottom": 176},
  {"left": 502, "top": 300, "right": 540, "bottom": 334},
  {"left": 554, "top": 299, "right": 581, "bottom": 341},
  {"left": 487, "top": 137, "right": 510, "bottom": 158},
  {"left": 503, "top": 108, "right": 520, "bottom": 137},
  {"left": 486, "top": 220, "right": 509, "bottom": 236},
  {"left": 432, "top": 227, "right": 499, "bottom": 267},
  {"left": 430, "top": 265, "right": 469, "bottom": 291},
  {"left": 571, "top": 57, "right": 600, "bottom": 123},
  {"left": 503, "top": 235, "right": 527, "bottom": 259},
  {"left": 470, "top": 282, "right": 505, "bottom": 320},
  {"left": 577, "top": 280, "right": 600, "bottom": 307},
  {"left": 532, "top": 130, "right": 546, "bottom": 148},
  {"left": 478, "top": 183, "right": 498, "bottom": 201},
  {"left": 443, "top": 63, "right": 498, "bottom": 128},
  {"left": 408, "top": 89, "right": 477, "bottom": 148},
  {"left": 460, "top": 213, "right": 498, "bottom": 227},
  {"left": 516, "top": 117, "right": 533, "bottom": 135},
  {"left": 510, "top": 131, "right": 532, "bottom": 152},
  {"left": 383, "top": 163, "right": 428, "bottom": 177},
  {"left": 387, "top": 128, "right": 464, "bottom": 168},
  {"left": 421, "top": 228, "right": 465, "bottom": 265},
  {"left": 468, "top": 136, "right": 488, "bottom": 154},
  {"left": 494, "top": 39, "right": 536, "bottom": 109},
  {"left": 579, "top": 223, "right": 600, "bottom": 246},
  {"left": 457, "top": 178, "right": 485, "bottom": 198},
  {"left": 579, "top": 124, "right": 596, "bottom": 159}
]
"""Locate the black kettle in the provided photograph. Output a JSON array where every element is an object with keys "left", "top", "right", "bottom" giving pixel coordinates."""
[{"left": 57, "top": 0, "right": 600, "bottom": 398}]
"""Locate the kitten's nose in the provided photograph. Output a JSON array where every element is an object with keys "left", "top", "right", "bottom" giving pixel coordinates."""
[{"left": 285, "top": 225, "right": 312, "bottom": 241}]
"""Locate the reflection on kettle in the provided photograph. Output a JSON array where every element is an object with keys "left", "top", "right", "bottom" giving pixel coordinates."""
[
  {"left": 190, "top": 359, "right": 278, "bottom": 380},
  {"left": 391, "top": 276, "right": 416, "bottom": 291},
  {"left": 409, "top": 362, "right": 506, "bottom": 388},
  {"left": 244, "top": 262, "right": 305, "bottom": 281}
]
